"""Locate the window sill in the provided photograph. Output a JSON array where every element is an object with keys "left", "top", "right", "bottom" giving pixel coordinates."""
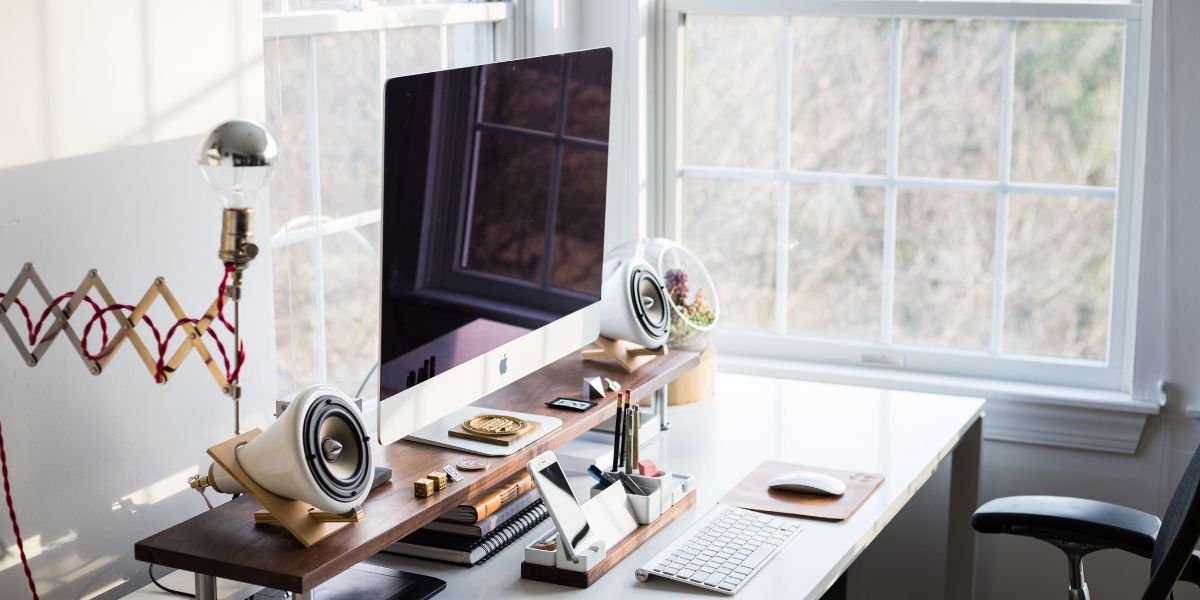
[{"left": 719, "top": 354, "right": 1159, "bottom": 454}]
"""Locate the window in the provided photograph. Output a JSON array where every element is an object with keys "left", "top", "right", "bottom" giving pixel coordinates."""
[
  {"left": 660, "top": 1, "right": 1150, "bottom": 392},
  {"left": 263, "top": 1, "right": 511, "bottom": 397}
]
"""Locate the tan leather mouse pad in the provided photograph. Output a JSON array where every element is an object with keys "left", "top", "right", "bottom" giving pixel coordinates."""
[{"left": 719, "top": 460, "right": 884, "bottom": 521}]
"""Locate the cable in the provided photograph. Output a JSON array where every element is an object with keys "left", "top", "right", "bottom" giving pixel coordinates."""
[
  {"left": 148, "top": 563, "right": 194, "bottom": 598},
  {"left": 354, "top": 361, "right": 380, "bottom": 399},
  {"left": 0, "top": 419, "right": 39, "bottom": 600}
]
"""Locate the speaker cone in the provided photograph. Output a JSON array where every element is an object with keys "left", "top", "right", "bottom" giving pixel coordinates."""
[
  {"left": 303, "top": 396, "right": 371, "bottom": 503},
  {"left": 629, "top": 266, "right": 669, "bottom": 339}
]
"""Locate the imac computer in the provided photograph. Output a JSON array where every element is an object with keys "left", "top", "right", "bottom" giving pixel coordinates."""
[{"left": 377, "top": 48, "right": 614, "bottom": 445}]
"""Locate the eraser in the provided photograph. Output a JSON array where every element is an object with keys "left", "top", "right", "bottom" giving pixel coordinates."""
[{"left": 637, "top": 459, "right": 662, "bottom": 477}]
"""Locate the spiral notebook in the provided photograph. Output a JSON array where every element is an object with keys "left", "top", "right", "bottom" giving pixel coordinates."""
[{"left": 384, "top": 500, "right": 548, "bottom": 566}]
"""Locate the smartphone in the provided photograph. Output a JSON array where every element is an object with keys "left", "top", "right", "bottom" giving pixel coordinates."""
[{"left": 527, "top": 451, "right": 593, "bottom": 561}]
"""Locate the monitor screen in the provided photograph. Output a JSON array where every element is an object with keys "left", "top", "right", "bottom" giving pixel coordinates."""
[{"left": 379, "top": 48, "right": 612, "bottom": 400}]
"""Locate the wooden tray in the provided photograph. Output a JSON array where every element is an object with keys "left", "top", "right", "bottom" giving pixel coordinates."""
[
  {"left": 719, "top": 460, "right": 883, "bottom": 521},
  {"left": 520, "top": 489, "right": 698, "bottom": 588}
]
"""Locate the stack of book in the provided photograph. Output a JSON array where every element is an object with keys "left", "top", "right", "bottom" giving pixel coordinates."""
[{"left": 384, "top": 472, "right": 548, "bottom": 566}]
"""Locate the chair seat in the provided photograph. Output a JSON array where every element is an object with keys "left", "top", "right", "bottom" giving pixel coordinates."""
[{"left": 973, "top": 495, "right": 1161, "bottom": 556}]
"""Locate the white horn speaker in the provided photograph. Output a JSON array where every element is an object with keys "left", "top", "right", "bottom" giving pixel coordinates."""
[
  {"left": 199, "top": 385, "right": 374, "bottom": 515},
  {"left": 598, "top": 257, "right": 671, "bottom": 349}
]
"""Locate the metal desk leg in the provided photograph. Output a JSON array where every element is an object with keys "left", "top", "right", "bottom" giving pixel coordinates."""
[
  {"left": 194, "top": 572, "right": 217, "bottom": 600},
  {"left": 296, "top": 590, "right": 319, "bottom": 600},
  {"left": 654, "top": 387, "right": 670, "bottom": 430},
  {"left": 944, "top": 417, "right": 982, "bottom": 600}
]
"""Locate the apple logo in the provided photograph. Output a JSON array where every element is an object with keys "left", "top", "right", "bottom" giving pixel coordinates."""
[{"left": 499, "top": 354, "right": 508, "bottom": 375}]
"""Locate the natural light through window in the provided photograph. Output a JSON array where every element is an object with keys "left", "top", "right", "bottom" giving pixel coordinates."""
[{"left": 665, "top": 1, "right": 1146, "bottom": 391}]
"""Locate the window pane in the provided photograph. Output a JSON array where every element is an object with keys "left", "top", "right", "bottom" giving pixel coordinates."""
[
  {"left": 264, "top": 37, "right": 313, "bottom": 227},
  {"left": 465, "top": 132, "right": 554, "bottom": 281},
  {"left": 899, "top": 19, "right": 1005, "bottom": 179},
  {"left": 782, "top": 183, "right": 888, "bottom": 338},
  {"left": 1012, "top": 22, "right": 1123, "bottom": 186},
  {"left": 682, "top": 177, "right": 779, "bottom": 330},
  {"left": 1004, "top": 195, "right": 1112, "bottom": 359},
  {"left": 315, "top": 31, "right": 382, "bottom": 219},
  {"left": 274, "top": 240, "right": 321, "bottom": 395},
  {"left": 788, "top": 184, "right": 884, "bottom": 339},
  {"left": 894, "top": 190, "right": 995, "bottom": 348},
  {"left": 386, "top": 26, "right": 445, "bottom": 77},
  {"left": 552, "top": 147, "right": 607, "bottom": 295},
  {"left": 481, "top": 54, "right": 563, "bottom": 133},
  {"left": 684, "top": 16, "right": 784, "bottom": 168},
  {"left": 323, "top": 223, "right": 381, "bottom": 395},
  {"left": 791, "top": 18, "right": 890, "bottom": 174}
]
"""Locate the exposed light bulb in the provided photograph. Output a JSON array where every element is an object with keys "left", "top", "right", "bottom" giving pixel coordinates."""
[
  {"left": 198, "top": 118, "right": 277, "bottom": 269},
  {"left": 198, "top": 119, "right": 277, "bottom": 209}
]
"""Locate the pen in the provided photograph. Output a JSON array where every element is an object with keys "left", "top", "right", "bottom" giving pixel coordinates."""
[
  {"left": 611, "top": 390, "right": 625, "bottom": 471},
  {"left": 632, "top": 408, "right": 640, "bottom": 466},
  {"left": 587, "top": 464, "right": 610, "bottom": 487},
  {"left": 624, "top": 395, "right": 635, "bottom": 474}
]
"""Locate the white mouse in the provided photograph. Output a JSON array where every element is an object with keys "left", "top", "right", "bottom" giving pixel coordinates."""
[{"left": 767, "top": 471, "right": 846, "bottom": 497}]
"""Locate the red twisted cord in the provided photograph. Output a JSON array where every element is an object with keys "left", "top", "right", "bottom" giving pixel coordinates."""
[
  {"left": 1, "top": 297, "right": 34, "bottom": 343},
  {"left": 28, "top": 293, "right": 110, "bottom": 349},
  {"left": 0, "top": 267, "right": 244, "bottom": 383},
  {"left": 0, "top": 420, "right": 39, "bottom": 600}
]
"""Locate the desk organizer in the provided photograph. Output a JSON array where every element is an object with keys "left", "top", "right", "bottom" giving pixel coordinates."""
[{"left": 521, "top": 472, "right": 697, "bottom": 588}]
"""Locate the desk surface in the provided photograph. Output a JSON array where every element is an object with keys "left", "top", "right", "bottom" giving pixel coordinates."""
[
  {"left": 366, "top": 372, "right": 984, "bottom": 599},
  {"left": 134, "top": 349, "right": 701, "bottom": 592}
]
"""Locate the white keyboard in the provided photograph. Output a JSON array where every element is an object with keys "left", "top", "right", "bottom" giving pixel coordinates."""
[{"left": 635, "top": 504, "right": 802, "bottom": 595}]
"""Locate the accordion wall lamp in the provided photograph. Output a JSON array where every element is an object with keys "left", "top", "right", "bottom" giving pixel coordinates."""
[{"left": 0, "top": 119, "right": 277, "bottom": 436}]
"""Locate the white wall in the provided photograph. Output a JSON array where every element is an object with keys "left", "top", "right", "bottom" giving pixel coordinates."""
[
  {"left": 0, "top": 2, "right": 271, "bottom": 599},
  {"left": 0, "top": 0, "right": 261, "bottom": 170}
]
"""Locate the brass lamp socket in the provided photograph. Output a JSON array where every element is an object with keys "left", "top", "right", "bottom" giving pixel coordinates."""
[{"left": 219, "top": 207, "right": 259, "bottom": 268}]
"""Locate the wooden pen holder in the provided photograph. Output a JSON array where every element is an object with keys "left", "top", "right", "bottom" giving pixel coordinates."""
[{"left": 521, "top": 473, "right": 698, "bottom": 588}]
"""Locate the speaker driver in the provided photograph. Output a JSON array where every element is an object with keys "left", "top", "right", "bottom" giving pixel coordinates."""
[
  {"left": 599, "top": 258, "right": 671, "bottom": 349},
  {"left": 629, "top": 266, "right": 669, "bottom": 339},
  {"left": 303, "top": 397, "right": 371, "bottom": 502}
]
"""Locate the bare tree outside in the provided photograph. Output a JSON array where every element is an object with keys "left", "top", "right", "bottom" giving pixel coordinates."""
[{"left": 681, "top": 15, "right": 1122, "bottom": 361}]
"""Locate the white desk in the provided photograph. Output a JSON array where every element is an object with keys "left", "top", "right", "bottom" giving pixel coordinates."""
[{"left": 366, "top": 372, "right": 984, "bottom": 599}]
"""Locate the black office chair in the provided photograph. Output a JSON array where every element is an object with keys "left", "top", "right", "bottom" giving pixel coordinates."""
[{"left": 972, "top": 443, "right": 1200, "bottom": 600}]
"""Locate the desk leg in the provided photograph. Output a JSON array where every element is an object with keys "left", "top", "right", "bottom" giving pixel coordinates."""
[
  {"left": 194, "top": 573, "right": 217, "bottom": 600},
  {"left": 944, "top": 417, "right": 982, "bottom": 600},
  {"left": 295, "top": 591, "right": 318, "bottom": 600},
  {"left": 654, "top": 387, "right": 671, "bottom": 430}
]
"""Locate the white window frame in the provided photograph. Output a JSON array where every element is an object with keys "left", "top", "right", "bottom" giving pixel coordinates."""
[
  {"left": 263, "top": 1, "right": 513, "bottom": 388},
  {"left": 656, "top": 0, "right": 1156, "bottom": 404}
]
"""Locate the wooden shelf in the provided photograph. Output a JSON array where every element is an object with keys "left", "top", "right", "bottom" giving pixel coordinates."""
[
  {"left": 134, "top": 347, "right": 700, "bottom": 594},
  {"left": 520, "top": 489, "right": 698, "bottom": 588}
]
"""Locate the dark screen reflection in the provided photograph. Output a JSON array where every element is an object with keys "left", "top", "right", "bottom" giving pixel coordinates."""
[{"left": 380, "top": 49, "right": 612, "bottom": 397}]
